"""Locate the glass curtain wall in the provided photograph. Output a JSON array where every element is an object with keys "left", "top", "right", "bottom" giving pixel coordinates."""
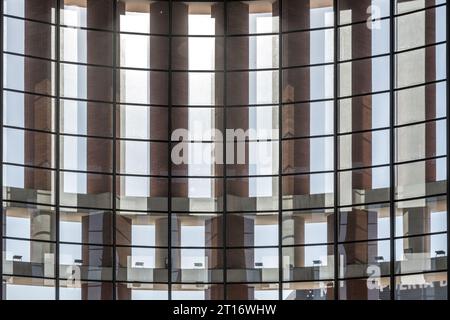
[{"left": 0, "top": 0, "right": 448, "bottom": 300}]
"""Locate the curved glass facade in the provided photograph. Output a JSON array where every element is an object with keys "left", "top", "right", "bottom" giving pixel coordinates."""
[{"left": 0, "top": 0, "right": 448, "bottom": 300}]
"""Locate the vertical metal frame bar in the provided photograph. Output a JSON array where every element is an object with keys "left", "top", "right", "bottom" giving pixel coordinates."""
[
  {"left": 389, "top": 0, "right": 396, "bottom": 301},
  {"left": 223, "top": 0, "right": 228, "bottom": 300},
  {"left": 446, "top": 0, "right": 449, "bottom": 303},
  {"left": 278, "top": 0, "right": 283, "bottom": 301},
  {"left": 112, "top": 0, "right": 118, "bottom": 301},
  {"left": 333, "top": 0, "right": 339, "bottom": 301},
  {"left": 168, "top": 0, "right": 173, "bottom": 301},
  {"left": 55, "top": 0, "right": 61, "bottom": 300},
  {"left": 0, "top": 0, "right": 3, "bottom": 301}
]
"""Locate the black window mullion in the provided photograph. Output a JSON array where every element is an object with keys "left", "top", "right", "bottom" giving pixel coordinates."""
[
  {"left": 333, "top": 0, "right": 340, "bottom": 301},
  {"left": 168, "top": 0, "right": 173, "bottom": 301},
  {"left": 112, "top": 0, "right": 118, "bottom": 301},
  {"left": 223, "top": 0, "right": 228, "bottom": 301},
  {"left": 0, "top": 0, "right": 4, "bottom": 301},
  {"left": 55, "top": 0, "right": 61, "bottom": 301},
  {"left": 278, "top": 0, "right": 283, "bottom": 301},
  {"left": 390, "top": 0, "right": 396, "bottom": 301}
]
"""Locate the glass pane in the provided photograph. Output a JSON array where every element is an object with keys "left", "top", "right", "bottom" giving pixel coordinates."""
[
  {"left": 282, "top": 0, "right": 334, "bottom": 31},
  {"left": 3, "top": 0, "right": 56, "bottom": 22},
  {"left": 120, "top": 34, "right": 169, "bottom": 69},
  {"left": 226, "top": 248, "right": 279, "bottom": 282},
  {"left": 226, "top": 141, "right": 278, "bottom": 176},
  {"left": 172, "top": 1, "right": 224, "bottom": 36},
  {"left": 61, "top": 63, "right": 113, "bottom": 102},
  {"left": 339, "top": 277, "right": 391, "bottom": 300},
  {"left": 227, "top": 212, "right": 278, "bottom": 247},
  {"left": 227, "top": 106, "right": 278, "bottom": 140},
  {"left": 339, "top": 129, "right": 390, "bottom": 169},
  {"left": 61, "top": 136, "right": 113, "bottom": 173},
  {"left": 118, "top": 105, "right": 168, "bottom": 140},
  {"left": 395, "top": 196, "right": 447, "bottom": 237},
  {"left": 3, "top": 91, "right": 55, "bottom": 132},
  {"left": 3, "top": 164, "right": 55, "bottom": 205},
  {"left": 339, "top": 166, "right": 390, "bottom": 206},
  {"left": 339, "top": 0, "right": 390, "bottom": 24},
  {"left": 60, "top": 208, "right": 113, "bottom": 245},
  {"left": 119, "top": 69, "right": 168, "bottom": 105},
  {"left": 116, "top": 212, "right": 168, "bottom": 247},
  {"left": 117, "top": 176, "right": 168, "bottom": 211},
  {"left": 4, "top": 127, "right": 55, "bottom": 168},
  {"left": 282, "top": 245, "right": 334, "bottom": 281},
  {"left": 395, "top": 158, "right": 447, "bottom": 200},
  {"left": 282, "top": 137, "right": 334, "bottom": 174},
  {"left": 3, "top": 202, "right": 56, "bottom": 241},
  {"left": 117, "top": 283, "right": 169, "bottom": 300},
  {"left": 228, "top": 71, "right": 278, "bottom": 106},
  {"left": 171, "top": 177, "right": 222, "bottom": 212},
  {"left": 172, "top": 283, "right": 223, "bottom": 300},
  {"left": 395, "top": 5, "right": 447, "bottom": 51},
  {"left": 395, "top": 0, "right": 446, "bottom": 15},
  {"left": 61, "top": 0, "right": 114, "bottom": 30},
  {"left": 4, "top": 17, "right": 55, "bottom": 59},
  {"left": 283, "top": 29, "right": 334, "bottom": 67},
  {"left": 395, "top": 81, "right": 447, "bottom": 126},
  {"left": 61, "top": 27, "right": 113, "bottom": 66},
  {"left": 3, "top": 276, "right": 55, "bottom": 300},
  {"left": 395, "top": 119, "right": 446, "bottom": 163},
  {"left": 338, "top": 240, "right": 390, "bottom": 278},
  {"left": 282, "top": 209, "right": 334, "bottom": 246},
  {"left": 227, "top": 283, "right": 279, "bottom": 300},
  {"left": 339, "top": 56, "right": 390, "bottom": 97},
  {"left": 395, "top": 234, "right": 447, "bottom": 274},
  {"left": 60, "top": 171, "right": 112, "bottom": 209},
  {"left": 395, "top": 43, "right": 446, "bottom": 89},
  {"left": 283, "top": 66, "right": 333, "bottom": 102},
  {"left": 60, "top": 280, "right": 113, "bottom": 300},
  {"left": 395, "top": 272, "right": 447, "bottom": 300},
  {"left": 339, "top": 92, "right": 390, "bottom": 133},
  {"left": 227, "top": 176, "right": 278, "bottom": 212},
  {"left": 119, "top": 0, "right": 169, "bottom": 34},
  {"left": 173, "top": 37, "right": 223, "bottom": 71},
  {"left": 117, "top": 247, "right": 168, "bottom": 283},
  {"left": 282, "top": 173, "right": 334, "bottom": 210},
  {"left": 339, "top": 203, "right": 390, "bottom": 242},
  {"left": 339, "top": 19, "right": 390, "bottom": 61},
  {"left": 3, "top": 239, "right": 55, "bottom": 278},
  {"left": 3, "top": 54, "right": 55, "bottom": 96},
  {"left": 117, "top": 140, "right": 168, "bottom": 176},
  {"left": 61, "top": 99, "right": 113, "bottom": 137},
  {"left": 172, "top": 213, "right": 223, "bottom": 247},
  {"left": 227, "top": 1, "right": 279, "bottom": 35},
  {"left": 227, "top": 35, "right": 279, "bottom": 70},
  {"left": 283, "top": 101, "right": 334, "bottom": 138},
  {"left": 59, "top": 243, "right": 113, "bottom": 281},
  {"left": 172, "top": 248, "right": 223, "bottom": 283},
  {"left": 283, "top": 281, "right": 334, "bottom": 300}
]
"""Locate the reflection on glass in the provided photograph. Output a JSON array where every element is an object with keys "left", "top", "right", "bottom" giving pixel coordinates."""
[
  {"left": 395, "top": 234, "right": 447, "bottom": 274},
  {"left": 282, "top": 246, "right": 334, "bottom": 282},
  {"left": 282, "top": 209, "right": 334, "bottom": 246},
  {"left": 395, "top": 272, "right": 447, "bottom": 300},
  {"left": 283, "top": 281, "right": 334, "bottom": 300},
  {"left": 395, "top": 196, "right": 447, "bottom": 237},
  {"left": 3, "top": 276, "right": 55, "bottom": 300},
  {"left": 4, "top": 202, "right": 56, "bottom": 241}
]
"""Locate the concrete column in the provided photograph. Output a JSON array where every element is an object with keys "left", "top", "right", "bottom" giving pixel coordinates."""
[
  {"left": 24, "top": 1, "right": 53, "bottom": 197},
  {"left": 339, "top": 0, "right": 374, "bottom": 300},
  {"left": 82, "top": 0, "right": 125, "bottom": 300},
  {"left": 281, "top": 0, "right": 311, "bottom": 278}
]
